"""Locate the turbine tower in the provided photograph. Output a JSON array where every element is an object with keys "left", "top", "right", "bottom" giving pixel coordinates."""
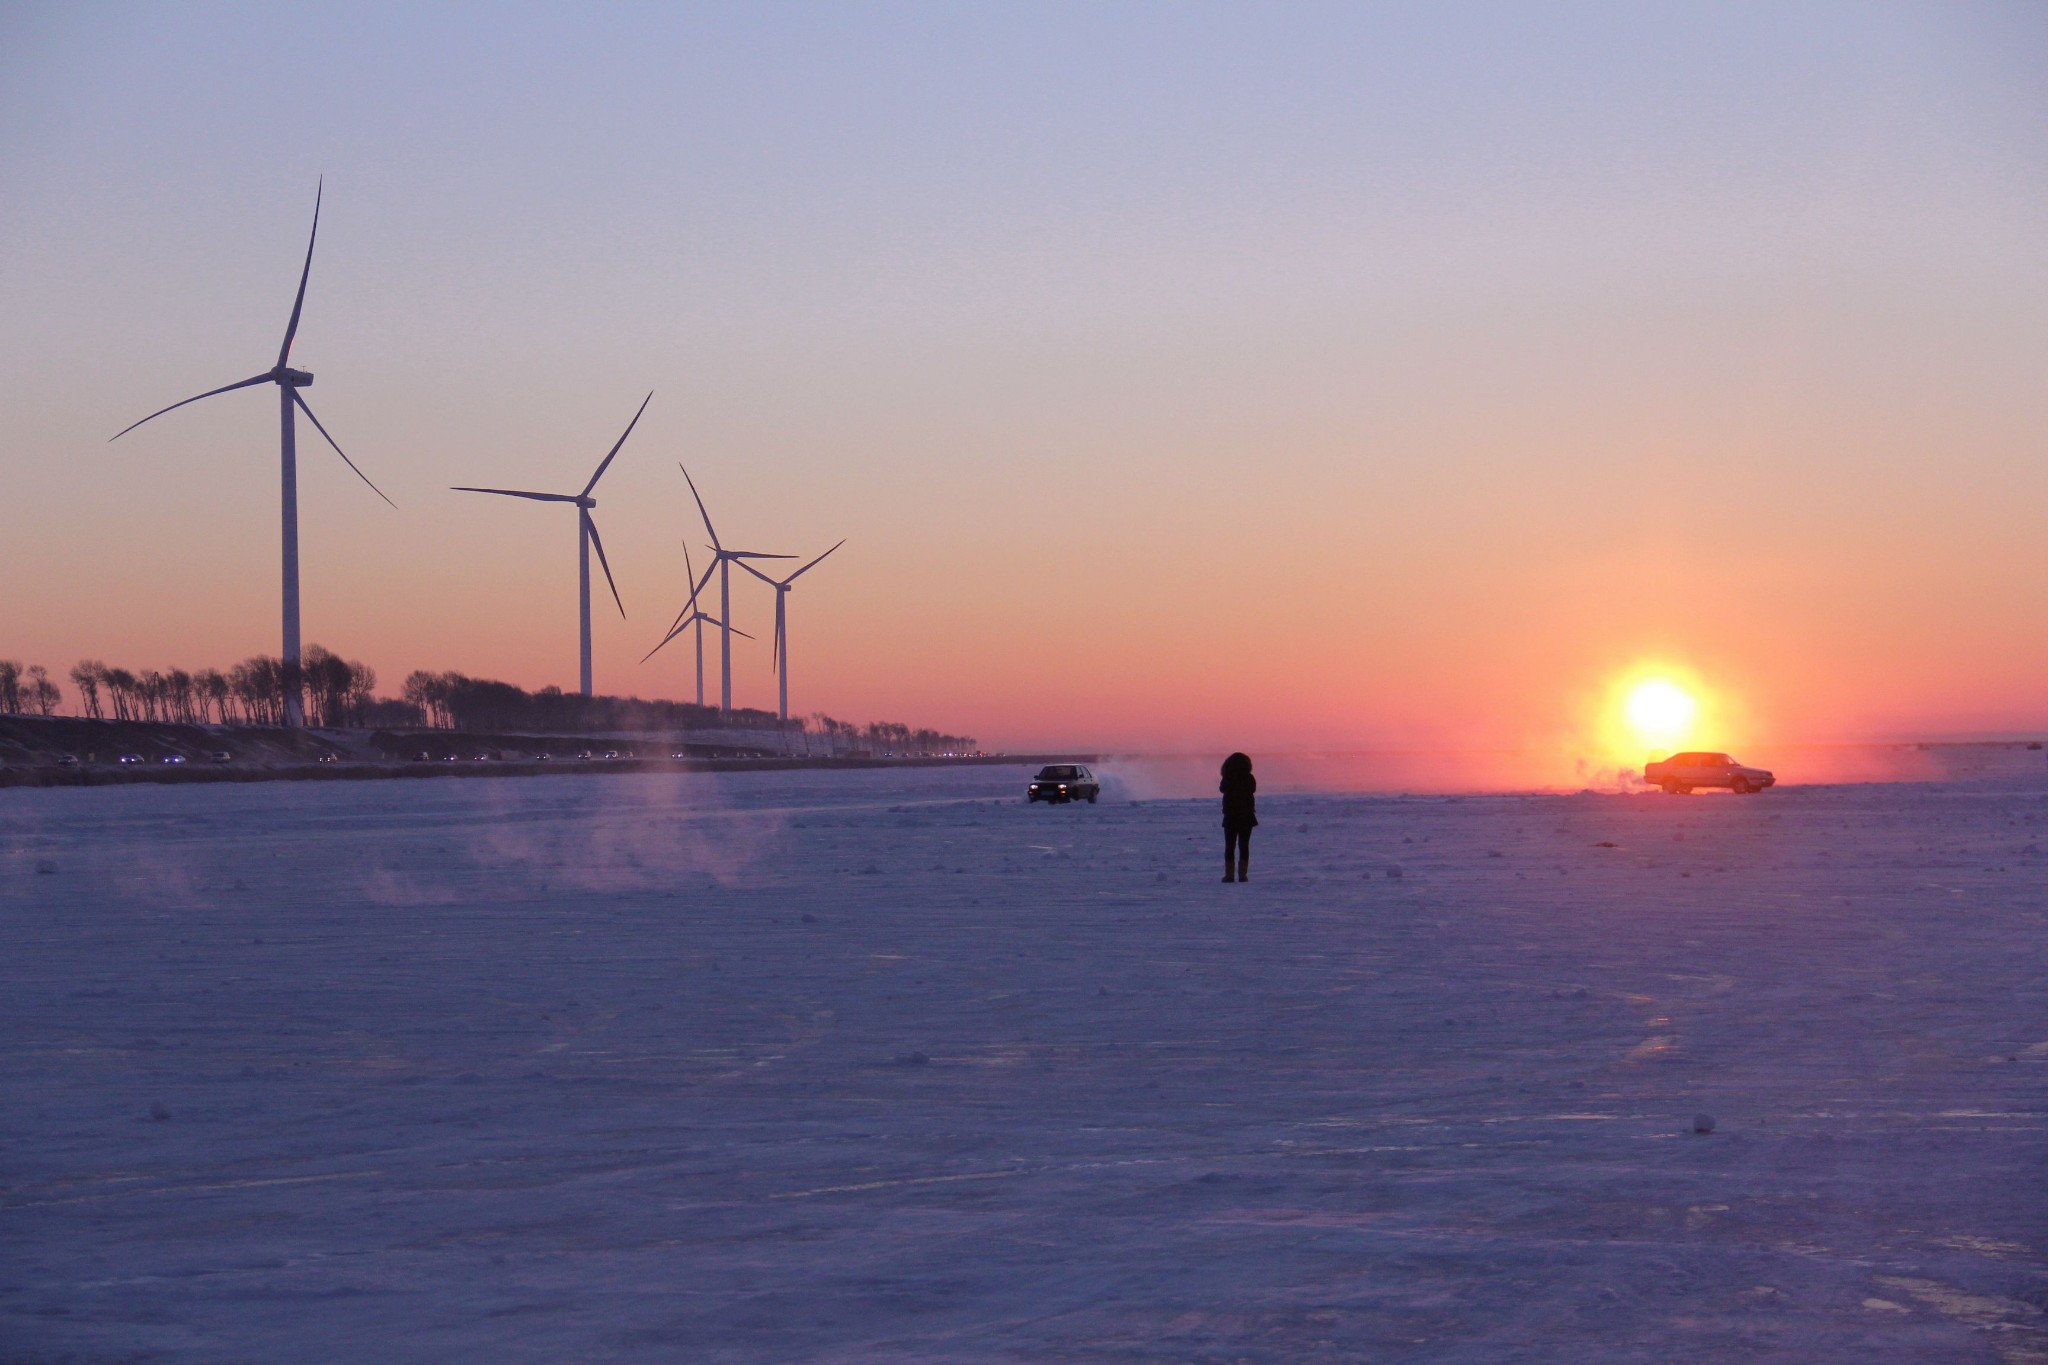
[
  {"left": 453, "top": 393, "right": 650, "bottom": 696},
  {"left": 111, "top": 180, "right": 393, "bottom": 727},
  {"left": 643, "top": 540, "right": 751, "bottom": 707},
  {"left": 677, "top": 465, "right": 790, "bottom": 712},
  {"left": 740, "top": 540, "right": 844, "bottom": 722}
]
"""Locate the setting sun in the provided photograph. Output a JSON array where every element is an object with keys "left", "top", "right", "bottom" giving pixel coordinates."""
[{"left": 1625, "top": 678, "right": 1698, "bottom": 750}]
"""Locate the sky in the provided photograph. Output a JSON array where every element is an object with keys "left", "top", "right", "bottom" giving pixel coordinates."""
[{"left": 3, "top": 1, "right": 2046, "bottom": 757}]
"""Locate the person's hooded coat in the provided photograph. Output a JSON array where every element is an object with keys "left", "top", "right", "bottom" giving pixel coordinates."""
[{"left": 1219, "top": 752, "right": 1258, "bottom": 831}]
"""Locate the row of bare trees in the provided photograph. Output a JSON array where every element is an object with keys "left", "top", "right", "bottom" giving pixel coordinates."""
[
  {"left": 805, "top": 715, "right": 975, "bottom": 757},
  {"left": 400, "top": 670, "right": 738, "bottom": 733},
  {"left": 0, "top": 661, "right": 63, "bottom": 715},
  {"left": 64, "top": 647, "right": 383, "bottom": 727}
]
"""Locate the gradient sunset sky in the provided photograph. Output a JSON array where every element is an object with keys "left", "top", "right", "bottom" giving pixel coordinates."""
[{"left": 3, "top": 2, "right": 2045, "bottom": 755}]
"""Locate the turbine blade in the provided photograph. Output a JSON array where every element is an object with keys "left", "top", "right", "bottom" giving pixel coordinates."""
[
  {"left": 278, "top": 177, "right": 322, "bottom": 367},
  {"left": 678, "top": 463, "right": 721, "bottom": 550},
  {"left": 737, "top": 559, "right": 779, "bottom": 586},
  {"left": 293, "top": 391, "right": 395, "bottom": 508},
  {"left": 664, "top": 556, "right": 721, "bottom": 636},
  {"left": 585, "top": 511, "right": 625, "bottom": 618},
  {"left": 728, "top": 550, "right": 797, "bottom": 560},
  {"left": 450, "top": 486, "right": 579, "bottom": 502},
  {"left": 788, "top": 538, "right": 846, "bottom": 581},
  {"left": 640, "top": 621, "right": 688, "bottom": 664},
  {"left": 583, "top": 390, "right": 652, "bottom": 496},
  {"left": 701, "top": 616, "right": 754, "bottom": 641},
  {"left": 110, "top": 373, "right": 273, "bottom": 441}
]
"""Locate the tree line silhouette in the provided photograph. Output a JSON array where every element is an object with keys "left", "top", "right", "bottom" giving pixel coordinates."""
[
  {"left": 396, "top": 670, "right": 974, "bottom": 754},
  {"left": 2, "top": 653, "right": 977, "bottom": 755}
]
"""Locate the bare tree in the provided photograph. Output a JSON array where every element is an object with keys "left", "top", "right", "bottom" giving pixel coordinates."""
[
  {"left": 345, "top": 660, "right": 377, "bottom": 727},
  {"left": 137, "top": 670, "right": 166, "bottom": 722},
  {"left": 166, "top": 669, "right": 195, "bottom": 723},
  {"left": 0, "top": 660, "right": 20, "bottom": 713},
  {"left": 25, "top": 666, "right": 60, "bottom": 716},
  {"left": 70, "top": 660, "right": 105, "bottom": 719},
  {"left": 403, "top": 670, "right": 449, "bottom": 728},
  {"left": 300, "top": 645, "right": 359, "bottom": 728},
  {"left": 103, "top": 667, "right": 136, "bottom": 720},
  {"left": 195, "top": 669, "right": 230, "bottom": 724},
  {"left": 230, "top": 657, "right": 285, "bottom": 726}
]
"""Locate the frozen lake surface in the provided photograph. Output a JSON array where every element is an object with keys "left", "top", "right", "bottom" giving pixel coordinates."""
[{"left": 6, "top": 762, "right": 2048, "bottom": 1362}]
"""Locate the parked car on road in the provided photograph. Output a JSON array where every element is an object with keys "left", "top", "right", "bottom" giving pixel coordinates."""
[
  {"left": 117, "top": 753, "right": 142, "bottom": 765},
  {"left": 1644, "top": 752, "right": 1775, "bottom": 794},
  {"left": 209, "top": 751, "right": 232, "bottom": 764},
  {"left": 56, "top": 754, "right": 79, "bottom": 767},
  {"left": 161, "top": 754, "right": 184, "bottom": 765},
  {"left": 1027, "top": 764, "right": 1100, "bottom": 804}
]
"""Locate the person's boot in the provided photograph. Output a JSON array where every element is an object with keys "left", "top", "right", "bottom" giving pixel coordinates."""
[
  {"left": 1237, "top": 852, "right": 1250, "bottom": 882},
  {"left": 1223, "top": 855, "right": 1236, "bottom": 883}
]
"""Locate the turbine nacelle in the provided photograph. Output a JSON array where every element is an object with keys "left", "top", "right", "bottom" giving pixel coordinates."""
[{"left": 274, "top": 366, "right": 314, "bottom": 387}]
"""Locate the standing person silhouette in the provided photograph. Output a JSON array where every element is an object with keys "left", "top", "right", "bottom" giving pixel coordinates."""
[{"left": 1219, "top": 751, "right": 1257, "bottom": 882}]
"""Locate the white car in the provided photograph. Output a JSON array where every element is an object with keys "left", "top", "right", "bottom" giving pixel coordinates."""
[
  {"left": 1027, "top": 764, "right": 1100, "bottom": 804},
  {"left": 1644, "top": 752, "right": 1776, "bottom": 795}
]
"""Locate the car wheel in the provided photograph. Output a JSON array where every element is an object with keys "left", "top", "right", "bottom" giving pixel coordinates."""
[
  {"left": 1086, "top": 791, "right": 1097, "bottom": 804},
  {"left": 1660, "top": 780, "right": 1679, "bottom": 794},
  {"left": 1730, "top": 776, "right": 1751, "bottom": 794}
]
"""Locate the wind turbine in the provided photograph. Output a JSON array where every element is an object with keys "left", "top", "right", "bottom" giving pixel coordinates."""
[
  {"left": 642, "top": 540, "right": 752, "bottom": 707},
  {"left": 111, "top": 179, "right": 393, "bottom": 727},
  {"left": 740, "top": 540, "right": 845, "bottom": 723},
  {"left": 453, "top": 393, "right": 650, "bottom": 696},
  {"left": 677, "top": 465, "right": 791, "bottom": 712}
]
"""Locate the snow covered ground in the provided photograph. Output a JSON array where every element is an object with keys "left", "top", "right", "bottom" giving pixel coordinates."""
[{"left": 5, "top": 759, "right": 2048, "bottom": 1362}]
